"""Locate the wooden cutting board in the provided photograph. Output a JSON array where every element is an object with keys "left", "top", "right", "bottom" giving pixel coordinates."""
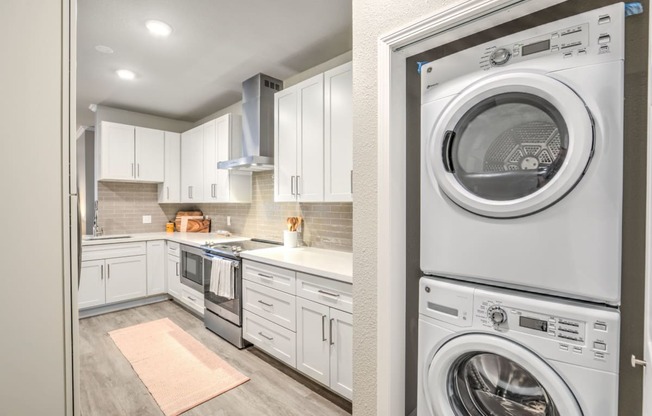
[{"left": 174, "top": 211, "right": 210, "bottom": 233}]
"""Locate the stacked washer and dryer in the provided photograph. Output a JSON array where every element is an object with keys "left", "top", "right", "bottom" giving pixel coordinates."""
[{"left": 418, "top": 3, "right": 625, "bottom": 415}]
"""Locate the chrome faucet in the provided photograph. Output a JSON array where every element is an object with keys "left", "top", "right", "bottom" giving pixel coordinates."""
[{"left": 92, "top": 201, "right": 103, "bottom": 237}]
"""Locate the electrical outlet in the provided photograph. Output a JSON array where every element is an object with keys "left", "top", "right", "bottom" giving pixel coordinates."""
[
  {"left": 227, "top": 216, "right": 231, "bottom": 226},
  {"left": 142, "top": 215, "right": 152, "bottom": 224}
]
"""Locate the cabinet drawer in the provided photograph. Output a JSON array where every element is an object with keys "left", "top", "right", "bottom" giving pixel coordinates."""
[
  {"left": 167, "top": 241, "right": 180, "bottom": 257},
  {"left": 82, "top": 242, "right": 147, "bottom": 261},
  {"left": 243, "top": 280, "right": 296, "bottom": 331},
  {"left": 296, "top": 272, "right": 352, "bottom": 313},
  {"left": 243, "top": 311, "right": 296, "bottom": 367},
  {"left": 243, "top": 260, "right": 296, "bottom": 294},
  {"left": 180, "top": 286, "right": 204, "bottom": 315}
]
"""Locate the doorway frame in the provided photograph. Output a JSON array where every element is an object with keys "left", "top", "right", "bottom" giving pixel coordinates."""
[{"left": 375, "top": 0, "right": 566, "bottom": 413}]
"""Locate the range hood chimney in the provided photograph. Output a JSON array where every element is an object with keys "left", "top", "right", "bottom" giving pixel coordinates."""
[{"left": 217, "top": 73, "right": 283, "bottom": 171}]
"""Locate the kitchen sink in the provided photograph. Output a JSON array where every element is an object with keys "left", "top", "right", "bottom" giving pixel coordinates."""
[{"left": 84, "top": 234, "right": 132, "bottom": 241}]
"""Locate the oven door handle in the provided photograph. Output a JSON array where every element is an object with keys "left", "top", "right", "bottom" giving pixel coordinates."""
[{"left": 202, "top": 253, "right": 240, "bottom": 268}]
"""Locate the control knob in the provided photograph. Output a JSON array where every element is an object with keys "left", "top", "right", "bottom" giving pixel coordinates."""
[
  {"left": 487, "top": 306, "right": 508, "bottom": 325},
  {"left": 490, "top": 48, "right": 511, "bottom": 66}
]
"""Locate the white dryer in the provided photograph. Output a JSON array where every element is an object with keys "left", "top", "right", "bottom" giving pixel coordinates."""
[
  {"left": 420, "top": 4, "right": 624, "bottom": 305},
  {"left": 417, "top": 276, "right": 620, "bottom": 416}
]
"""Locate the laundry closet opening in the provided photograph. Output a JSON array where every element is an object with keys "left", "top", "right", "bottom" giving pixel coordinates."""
[{"left": 403, "top": 0, "right": 649, "bottom": 414}]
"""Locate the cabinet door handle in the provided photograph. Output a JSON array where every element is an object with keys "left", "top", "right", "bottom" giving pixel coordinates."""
[
  {"left": 290, "top": 176, "right": 295, "bottom": 195},
  {"left": 318, "top": 289, "right": 340, "bottom": 298},
  {"left": 188, "top": 186, "right": 193, "bottom": 199},
  {"left": 258, "top": 331, "right": 274, "bottom": 341},
  {"left": 131, "top": 163, "right": 135, "bottom": 178},
  {"left": 322, "top": 315, "right": 327, "bottom": 341},
  {"left": 329, "top": 318, "right": 335, "bottom": 346},
  {"left": 187, "top": 296, "right": 196, "bottom": 302},
  {"left": 258, "top": 273, "right": 274, "bottom": 280},
  {"left": 137, "top": 163, "right": 140, "bottom": 178},
  {"left": 100, "top": 264, "right": 104, "bottom": 280},
  {"left": 176, "top": 262, "right": 179, "bottom": 276},
  {"left": 296, "top": 176, "right": 301, "bottom": 196},
  {"left": 258, "top": 300, "right": 273, "bottom": 307},
  {"left": 351, "top": 170, "right": 353, "bottom": 194},
  {"left": 167, "top": 186, "right": 169, "bottom": 200},
  {"left": 107, "top": 264, "right": 110, "bottom": 279}
]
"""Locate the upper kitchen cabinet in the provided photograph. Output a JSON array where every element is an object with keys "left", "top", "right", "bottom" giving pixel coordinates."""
[
  {"left": 181, "top": 114, "right": 252, "bottom": 204},
  {"left": 324, "top": 62, "right": 352, "bottom": 202},
  {"left": 181, "top": 125, "right": 204, "bottom": 202},
  {"left": 274, "top": 74, "right": 324, "bottom": 202},
  {"left": 158, "top": 131, "right": 181, "bottom": 203},
  {"left": 97, "top": 121, "right": 165, "bottom": 182},
  {"left": 203, "top": 114, "right": 252, "bottom": 203},
  {"left": 274, "top": 62, "right": 352, "bottom": 203}
]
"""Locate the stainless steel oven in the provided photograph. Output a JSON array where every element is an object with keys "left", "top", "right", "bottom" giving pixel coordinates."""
[{"left": 180, "top": 244, "right": 204, "bottom": 293}]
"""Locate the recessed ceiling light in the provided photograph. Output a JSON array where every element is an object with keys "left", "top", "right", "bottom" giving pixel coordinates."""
[
  {"left": 145, "top": 20, "right": 173, "bottom": 37},
  {"left": 116, "top": 69, "right": 136, "bottom": 80},
  {"left": 95, "top": 45, "right": 114, "bottom": 54},
  {"left": 88, "top": 104, "right": 97, "bottom": 112}
]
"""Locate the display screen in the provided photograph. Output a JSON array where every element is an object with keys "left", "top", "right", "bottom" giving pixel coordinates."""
[
  {"left": 519, "top": 316, "right": 548, "bottom": 332},
  {"left": 522, "top": 39, "right": 551, "bottom": 56}
]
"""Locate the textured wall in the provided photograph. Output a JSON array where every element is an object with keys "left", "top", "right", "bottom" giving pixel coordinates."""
[
  {"left": 97, "top": 172, "right": 352, "bottom": 251},
  {"left": 351, "top": 1, "right": 454, "bottom": 415}
]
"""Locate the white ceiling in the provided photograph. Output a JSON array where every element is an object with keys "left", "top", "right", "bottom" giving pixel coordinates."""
[{"left": 76, "top": 0, "right": 352, "bottom": 128}]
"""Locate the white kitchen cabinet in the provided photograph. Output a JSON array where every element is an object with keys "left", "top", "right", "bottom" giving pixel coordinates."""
[
  {"left": 167, "top": 242, "right": 181, "bottom": 299},
  {"left": 324, "top": 62, "right": 353, "bottom": 202},
  {"left": 98, "top": 121, "right": 165, "bottom": 182},
  {"left": 274, "top": 73, "right": 324, "bottom": 202},
  {"left": 105, "top": 255, "right": 147, "bottom": 304},
  {"left": 159, "top": 132, "right": 181, "bottom": 203},
  {"left": 181, "top": 125, "right": 204, "bottom": 202},
  {"left": 329, "top": 308, "right": 353, "bottom": 400},
  {"left": 78, "top": 260, "right": 105, "bottom": 309},
  {"left": 146, "top": 240, "right": 166, "bottom": 295},
  {"left": 296, "top": 297, "right": 330, "bottom": 386}
]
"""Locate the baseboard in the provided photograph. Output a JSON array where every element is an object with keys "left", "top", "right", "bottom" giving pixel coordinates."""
[{"left": 79, "top": 294, "right": 169, "bottom": 319}]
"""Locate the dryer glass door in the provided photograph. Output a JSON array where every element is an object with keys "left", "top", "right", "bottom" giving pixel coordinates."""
[
  {"left": 425, "top": 333, "right": 583, "bottom": 416},
  {"left": 427, "top": 72, "right": 594, "bottom": 218}
]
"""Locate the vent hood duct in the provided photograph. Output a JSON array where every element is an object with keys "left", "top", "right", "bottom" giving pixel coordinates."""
[{"left": 217, "top": 73, "right": 283, "bottom": 171}]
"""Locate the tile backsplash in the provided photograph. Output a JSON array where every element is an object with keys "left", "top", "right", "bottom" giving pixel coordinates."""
[{"left": 97, "top": 172, "right": 352, "bottom": 251}]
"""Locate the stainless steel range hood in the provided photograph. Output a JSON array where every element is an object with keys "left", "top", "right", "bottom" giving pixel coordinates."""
[{"left": 217, "top": 73, "right": 283, "bottom": 171}]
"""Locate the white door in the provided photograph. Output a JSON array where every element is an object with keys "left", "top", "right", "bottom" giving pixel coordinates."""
[
  {"left": 202, "top": 119, "right": 218, "bottom": 202},
  {"left": 324, "top": 62, "right": 353, "bottom": 202},
  {"left": 167, "top": 254, "right": 181, "bottom": 299},
  {"left": 296, "top": 297, "right": 330, "bottom": 385},
  {"left": 134, "top": 126, "right": 165, "bottom": 182},
  {"left": 275, "top": 87, "right": 298, "bottom": 202},
  {"left": 105, "top": 255, "right": 147, "bottom": 304},
  {"left": 78, "top": 260, "right": 105, "bottom": 309},
  {"left": 214, "top": 114, "right": 231, "bottom": 201},
  {"left": 181, "top": 126, "right": 204, "bottom": 202},
  {"left": 645, "top": 268, "right": 652, "bottom": 415},
  {"left": 424, "top": 333, "right": 581, "bottom": 416},
  {"left": 297, "top": 74, "right": 324, "bottom": 202},
  {"left": 159, "top": 132, "right": 181, "bottom": 203},
  {"left": 146, "top": 241, "right": 166, "bottom": 295},
  {"left": 100, "top": 122, "right": 135, "bottom": 180},
  {"left": 329, "top": 308, "right": 353, "bottom": 400},
  {"left": 425, "top": 72, "right": 594, "bottom": 218}
]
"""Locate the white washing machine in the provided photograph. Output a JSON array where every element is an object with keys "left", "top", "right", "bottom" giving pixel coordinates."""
[
  {"left": 420, "top": 4, "right": 624, "bottom": 305},
  {"left": 417, "top": 276, "right": 620, "bottom": 416}
]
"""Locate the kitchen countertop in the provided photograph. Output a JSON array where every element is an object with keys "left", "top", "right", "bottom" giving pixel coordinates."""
[
  {"left": 240, "top": 247, "right": 353, "bottom": 284},
  {"left": 81, "top": 232, "right": 248, "bottom": 248},
  {"left": 82, "top": 233, "right": 353, "bottom": 284}
]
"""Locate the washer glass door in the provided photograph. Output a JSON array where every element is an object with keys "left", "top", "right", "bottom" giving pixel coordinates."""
[
  {"left": 426, "top": 72, "right": 594, "bottom": 218},
  {"left": 425, "top": 333, "right": 583, "bottom": 416}
]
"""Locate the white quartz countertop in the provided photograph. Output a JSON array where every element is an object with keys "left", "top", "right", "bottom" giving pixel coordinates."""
[
  {"left": 240, "top": 247, "right": 353, "bottom": 284},
  {"left": 81, "top": 232, "right": 248, "bottom": 248}
]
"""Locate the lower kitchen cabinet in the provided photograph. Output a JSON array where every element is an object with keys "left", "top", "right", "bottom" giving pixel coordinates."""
[
  {"left": 167, "top": 255, "right": 181, "bottom": 299},
  {"left": 146, "top": 240, "right": 166, "bottom": 295},
  {"left": 242, "top": 259, "right": 352, "bottom": 400},
  {"left": 78, "top": 255, "right": 147, "bottom": 308}
]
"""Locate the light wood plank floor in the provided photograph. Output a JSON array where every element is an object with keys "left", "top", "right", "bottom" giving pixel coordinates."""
[{"left": 79, "top": 300, "right": 352, "bottom": 416}]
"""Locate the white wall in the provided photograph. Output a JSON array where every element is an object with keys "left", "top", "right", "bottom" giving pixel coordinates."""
[
  {"left": 94, "top": 105, "right": 194, "bottom": 133},
  {"left": 0, "top": 0, "right": 69, "bottom": 413},
  {"left": 351, "top": 1, "right": 455, "bottom": 414}
]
